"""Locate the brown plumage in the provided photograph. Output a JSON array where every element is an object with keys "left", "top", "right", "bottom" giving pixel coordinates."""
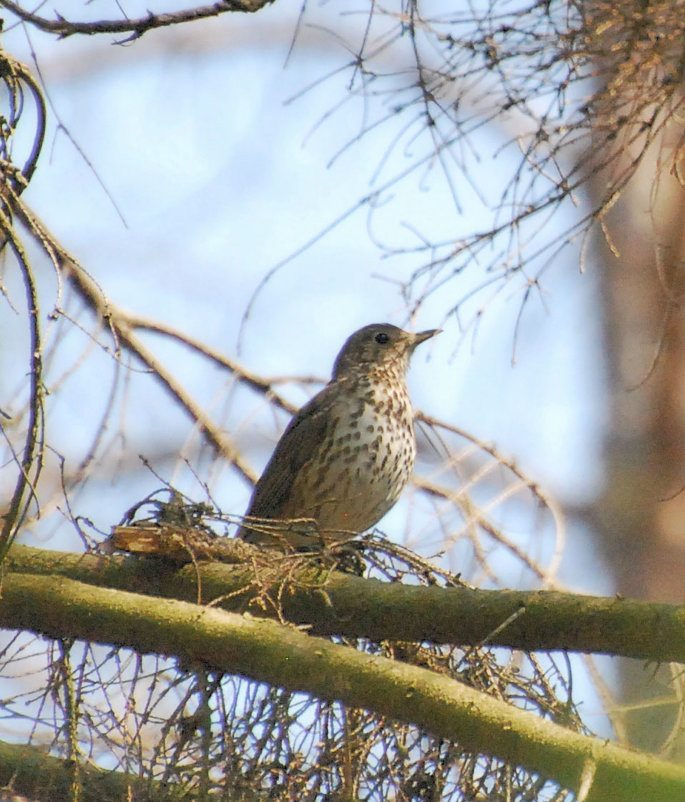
[{"left": 238, "top": 323, "right": 439, "bottom": 548}]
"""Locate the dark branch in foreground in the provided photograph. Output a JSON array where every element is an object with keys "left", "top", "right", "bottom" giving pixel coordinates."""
[
  {"left": 0, "top": 0, "right": 274, "bottom": 41},
  {"left": 1, "top": 570, "right": 684, "bottom": 802},
  {"left": 0, "top": 737, "right": 186, "bottom": 801},
  {"left": 7, "top": 544, "right": 685, "bottom": 662}
]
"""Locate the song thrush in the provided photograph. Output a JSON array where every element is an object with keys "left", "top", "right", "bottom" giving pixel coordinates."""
[{"left": 238, "top": 323, "right": 439, "bottom": 548}]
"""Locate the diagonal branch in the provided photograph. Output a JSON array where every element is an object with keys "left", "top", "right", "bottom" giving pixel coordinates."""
[
  {"left": 7, "top": 544, "right": 685, "bottom": 662},
  {"left": 1, "top": 570, "right": 684, "bottom": 802},
  {"left": 10, "top": 197, "right": 258, "bottom": 485},
  {"left": 0, "top": 0, "right": 275, "bottom": 41},
  {"left": 0, "top": 737, "right": 185, "bottom": 802}
]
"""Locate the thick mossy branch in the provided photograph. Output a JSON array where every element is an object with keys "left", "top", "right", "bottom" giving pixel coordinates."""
[
  {"left": 0, "top": 570, "right": 684, "bottom": 802},
  {"left": 6, "top": 544, "right": 685, "bottom": 662},
  {"left": 0, "top": 737, "right": 187, "bottom": 801}
]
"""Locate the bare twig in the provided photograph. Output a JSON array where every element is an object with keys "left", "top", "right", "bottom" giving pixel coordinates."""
[{"left": 0, "top": 0, "right": 275, "bottom": 41}]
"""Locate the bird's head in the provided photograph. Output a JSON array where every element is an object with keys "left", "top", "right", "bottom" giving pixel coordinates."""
[{"left": 332, "top": 323, "right": 439, "bottom": 381}]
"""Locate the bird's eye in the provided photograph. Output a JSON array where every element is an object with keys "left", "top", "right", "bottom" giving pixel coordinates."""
[{"left": 374, "top": 332, "right": 390, "bottom": 345}]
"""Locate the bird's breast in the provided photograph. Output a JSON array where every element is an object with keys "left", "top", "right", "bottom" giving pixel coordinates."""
[{"left": 288, "top": 382, "right": 416, "bottom": 538}]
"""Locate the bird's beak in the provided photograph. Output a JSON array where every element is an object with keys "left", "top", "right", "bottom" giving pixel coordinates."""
[{"left": 410, "top": 329, "right": 441, "bottom": 348}]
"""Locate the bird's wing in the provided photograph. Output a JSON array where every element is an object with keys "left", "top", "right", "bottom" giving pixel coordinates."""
[{"left": 243, "top": 383, "right": 341, "bottom": 521}]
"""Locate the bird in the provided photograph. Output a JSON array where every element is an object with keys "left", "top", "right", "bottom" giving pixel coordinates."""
[{"left": 238, "top": 323, "right": 439, "bottom": 548}]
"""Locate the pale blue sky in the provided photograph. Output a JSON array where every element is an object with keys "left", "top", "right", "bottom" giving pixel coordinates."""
[{"left": 3, "top": 0, "right": 607, "bottom": 587}]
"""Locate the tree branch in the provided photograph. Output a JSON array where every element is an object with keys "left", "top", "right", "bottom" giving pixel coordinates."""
[
  {"left": 0, "top": 737, "right": 186, "bottom": 802},
  {"left": 7, "top": 544, "right": 685, "bottom": 662},
  {"left": 0, "top": 0, "right": 274, "bottom": 41},
  {"left": 0, "top": 570, "right": 684, "bottom": 801},
  {"left": 10, "top": 197, "right": 258, "bottom": 485}
]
